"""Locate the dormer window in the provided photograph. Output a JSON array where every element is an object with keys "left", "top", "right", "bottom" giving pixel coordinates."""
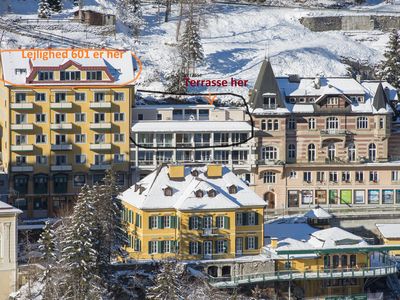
[
  {"left": 195, "top": 190, "right": 204, "bottom": 198},
  {"left": 357, "top": 96, "right": 364, "bottom": 103},
  {"left": 299, "top": 98, "right": 305, "bottom": 103},
  {"left": 61, "top": 71, "right": 81, "bottom": 81},
  {"left": 38, "top": 71, "right": 54, "bottom": 81},
  {"left": 309, "top": 98, "right": 315, "bottom": 103},
  {"left": 228, "top": 185, "right": 237, "bottom": 194},
  {"left": 289, "top": 98, "right": 295, "bottom": 104},
  {"left": 327, "top": 97, "right": 338, "bottom": 105},
  {"left": 191, "top": 170, "right": 199, "bottom": 177},
  {"left": 134, "top": 184, "right": 140, "bottom": 192},
  {"left": 87, "top": 71, "right": 102, "bottom": 81},
  {"left": 263, "top": 96, "right": 276, "bottom": 109},
  {"left": 164, "top": 186, "right": 173, "bottom": 197},
  {"left": 207, "top": 189, "right": 217, "bottom": 198},
  {"left": 139, "top": 186, "right": 146, "bottom": 195}
]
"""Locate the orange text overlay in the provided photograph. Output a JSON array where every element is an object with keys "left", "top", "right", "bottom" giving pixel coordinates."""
[
  {"left": 185, "top": 77, "right": 248, "bottom": 87},
  {"left": 21, "top": 49, "right": 125, "bottom": 60}
]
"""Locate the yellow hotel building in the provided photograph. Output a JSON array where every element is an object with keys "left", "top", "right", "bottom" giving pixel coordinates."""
[
  {"left": 120, "top": 164, "right": 265, "bottom": 260},
  {"left": 0, "top": 49, "right": 135, "bottom": 219}
]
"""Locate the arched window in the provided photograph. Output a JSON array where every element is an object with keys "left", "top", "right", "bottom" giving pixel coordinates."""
[
  {"left": 273, "top": 120, "right": 279, "bottom": 130},
  {"left": 33, "top": 174, "right": 48, "bottom": 194},
  {"left": 267, "top": 120, "right": 273, "bottom": 131},
  {"left": 308, "top": 118, "right": 316, "bottom": 130},
  {"left": 288, "top": 144, "right": 296, "bottom": 159},
  {"left": 308, "top": 144, "right": 316, "bottom": 162},
  {"left": 261, "top": 120, "right": 266, "bottom": 130},
  {"left": 262, "top": 146, "right": 277, "bottom": 161},
  {"left": 368, "top": 143, "right": 376, "bottom": 161},
  {"left": 228, "top": 185, "right": 237, "bottom": 194},
  {"left": 327, "top": 144, "right": 336, "bottom": 161},
  {"left": 348, "top": 144, "right": 356, "bottom": 162},
  {"left": 326, "top": 117, "right": 339, "bottom": 130},
  {"left": 263, "top": 172, "right": 276, "bottom": 183},
  {"left": 207, "top": 189, "right": 217, "bottom": 198},
  {"left": 195, "top": 190, "right": 204, "bottom": 198},
  {"left": 164, "top": 186, "right": 173, "bottom": 197}
]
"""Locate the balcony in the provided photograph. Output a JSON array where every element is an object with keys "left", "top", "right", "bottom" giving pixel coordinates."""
[
  {"left": 50, "top": 102, "right": 73, "bottom": 109},
  {"left": 11, "top": 145, "right": 34, "bottom": 152},
  {"left": 320, "top": 129, "right": 348, "bottom": 136},
  {"left": 11, "top": 124, "right": 33, "bottom": 130},
  {"left": 90, "top": 164, "right": 111, "bottom": 170},
  {"left": 90, "top": 143, "right": 112, "bottom": 150},
  {"left": 90, "top": 102, "right": 112, "bottom": 109},
  {"left": 51, "top": 144, "right": 73, "bottom": 151},
  {"left": 90, "top": 123, "right": 112, "bottom": 130},
  {"left": 257, "top": 159, "right": 284, "bottom": 166},
  {"left": 50, "top": 123, "right": 72, "bottom": 130},
  {"left": 11, "top": 165, "right": 33, "bottom": 172},
  {"left": 11, "top": 103, "right": 33, "bottom": 110},
  {"left": 51, "top": 165, "right": 72, "bottom": 171},
  {"left": 201, "top": 228, "right": 224, "bottom": 237}
]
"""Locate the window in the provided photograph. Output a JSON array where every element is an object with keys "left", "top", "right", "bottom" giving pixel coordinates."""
[
  {"left": 149, "top": 241, "right": 158, "bottom": 254},
  {"left": 248, "top": 212, "right": 256, "bottom": 225},
  {"left": 199, "top": 109, "right": 209, "bottom": 120},
  {"left": 55, "top": 134, "right": 66, "bottom": 145},
  {"left": 73, "top": 175, "right": 86, "bottom": 187},
  {"left": 247, "top": 237, "right": 256, "bottom": 249},
  {"left": 289, "top": 170, "right": 297, "bottom": 179},
  {"left": 348, "top": 144, "right": 356, "bottom": 162},
  {"left": 392, "top": 171, "right": 400, "bottom": 182},
  {"left": 15, "top": 93, "right": 26, "bottom": 103},
  {"left": 16, "top": 155, "right": 27, "bottom": 165},
  {"left": 214, "top": 150, "right": 229, "bottom": 163},
  {"left": 369, "top": 171, "right": 378, "bottom": 182},
  {"left": 355, "top": 171, "right": 364, "bottom": 182},
  {"left": 94, "top": 113, "right": 105, "bottom": 123},
  {"left": 35, "top": 93, "right": 46, "bottom": 102},
  {"left": 55, "top": 113, "right": 66, "bottom": 124},
  {"left": 329, "top": 190, "right": 338, "bottom": 204},
  {"left": 114, "top": 113, "right": 125, "bottom": 122},
  {"left": 208, "top": 189, "right": 217, "bottom": 197},
  {"left": 55, "top": 93, "right": 66, "bottom": 103},
  {"left": 195, "top": 150, "right": 211, "bottom": 162},
  {"left": 194, "top": 133, "right": 210, "bottom": 146},
  {"left": 36, "top": 155, "right": 47, "bottom": 165},
  {"left": 308, "top": 118, "right": 316, "bottom": 130},
  {"left": 38, "top": 71, "right": 53, "bottom": 81},
  {"left": 114, "top": 133, "right": 125, "bottom": 143},
  {"left": 189, "top": 242, "right": 199, "bottom": 255},
  {"left": 288, "top": 190, "right": 299, "bottom": 207},
  {"left": 75, "top": 134, "right": 86, "bottom": 143},
  {"left": 302, "top": 190, "right": 313, "bottom": 204},
  {"left": 16, "top": 135, "right": 27, "bottom": 145},
  {"left": 327, "top": 144, "right": 336, "bottom": 161},
  {"left": 75, "top": 155, "right": 86, "bottom": 164},
  {"left": 308, "top": 144, "right": 316, "bottom": 162},
  {"left": 228, "top": 185, "right": 238, "bottom": 194},
  {"left": 114, "top": 92, "right": 124, "bottom": 101},
  {"left": 263, "top": 96, "right": 276, "bottom": 109},
  {"left": 35, "top": 134, "right": 46, "bottom": 144},
  {"left": 327, "top": 97, "right": 338, "bottom": 105},
  {"left": 261, "top": 120, "right": 266, "bottom": 130},
  {"left": 236, "top": 213, "right": 243, "bottom": 226},
  {"left": 87, "top": 71, "right": 102, "bottom": 80},
  {"left": 262, "top": 146, "right": 277, "bottom": 161},
  {"left": 138, "top": 114, "right": 143, "bottom": 120},
  {"left": 326, "top": 117, "right": 339, "bottom": 129},
  {"left": 379, "top": 117, "right": 385, "bottom": 129},
  {"left": 354, "top": 190, "right": 365, "bottom": 204},
  {"left": 288, "top": 144, "right": 296, "bottom": 159},
  {"left": 75, "top": 93, "right": 85, "bottom": 101},
  {"left": 60, "top": 71, "right": 80, "bottom": 81},
  {"left": 383, "top": 190, "right": 394, "bottom": 204},
  {"left": 114, "top": 154, "right": 125, "bottom": 163},
  {"left": 263, "top": 171, "right": 276, "bottom": 183},
  {"left": 232, "top": 150, "right": 248, "bottom": 164},
  {"left": 15, "top": 68, "right": 26, "bottom": 75},
  {"left": 16, "top": 114, "right": 26, "bottom": 124},
  {"left": 214, "top": 133, "right": 229, "bottom": 145},
  {"left": 329, "top": 171, "right": 338, "bottom": 183},
  {"left": 14, "top": 175, "right": 29, "bottom": 194},
  {"left": 94, "top": 154, "right": 105, "bottom": 165},
  {"left": 287, "top": 117, "right": 296, "bottom": 130},
  {"left": 232, "top": 133, "right": 248, "bottom": 144},
  {"left": 53, "top": 174, "right": 68, "bottom": 194},
  {"left": 156, "top": 114, "right": 162, "bottom": 120},
  {"left": 368, "top": 190, "right": 380, "bottom": 204},
  {"left": 216, "top": 216, "right": 225, "bottom": 229},
  {"left": 216, "top": 240, "right": 228, "bottom": 253},
  {"left": 36, "top": 113, "right": 46, "bottom": 123},
  {"left": 33, "top": 174, "right": 48, "bottom": 194},
  {"left": 75, "top": 113, "right": 86, "bottom": 122},
  {"left": 94, "top": 92, "right": 105, "bottom": 102},
  {"left": 342, "top": 171, "right": 350, "bottom": 182},
  {"left": 149, "top": 216, "right": 159, "bottom": 229},
  {"left": 55, "top": 155, "right": 67, "bottom": 165},
  {"left": 317, "top": 171, "right": 325, "bottom": 182},
  {"left": 368, "top": 143, "right": 376, "bottom": 162},
  {"left": 357, "top": 117, "right": 368, "bottom": 129},
  {"left": 303, "top": 171, "right": 312, "bottom": 182},
  {"left": 33, "top": 198, "right": 47, "bottom": 210}
]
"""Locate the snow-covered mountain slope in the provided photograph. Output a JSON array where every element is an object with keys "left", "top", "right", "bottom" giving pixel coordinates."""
[{"left": 0, "top": 0, "right": 395, "bottom": 96}]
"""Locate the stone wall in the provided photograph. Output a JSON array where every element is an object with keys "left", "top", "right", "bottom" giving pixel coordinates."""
[{"left": 300, "top": 15, "right": 400, "bottom": 32}]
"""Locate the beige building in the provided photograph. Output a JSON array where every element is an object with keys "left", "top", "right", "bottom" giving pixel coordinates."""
[
  {"left": 0, "top": 202, "right": 21, "bottom": 300},
  {"left": 131, "top": 104, "right": 256, "bottom": 183},
  {"left": 249, "top": 60, "right": 400, "bottom": 212}
]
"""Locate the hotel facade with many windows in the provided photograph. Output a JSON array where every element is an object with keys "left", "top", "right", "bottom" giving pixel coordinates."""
[
  {"left": 0, "top": 51, "right": 135, "bottom": 218},
  {"left": 250, "top": 60, "right": 400, "bottom": 212}
]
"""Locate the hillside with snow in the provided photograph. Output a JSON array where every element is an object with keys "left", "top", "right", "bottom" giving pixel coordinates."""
[{"left": 0, "top": 0, "right": 398, "bottom": 96}]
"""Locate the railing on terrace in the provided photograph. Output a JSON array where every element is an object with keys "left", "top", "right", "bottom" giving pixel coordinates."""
[{"left": 209, "top": 264, "right": 398, "bottom": 288}]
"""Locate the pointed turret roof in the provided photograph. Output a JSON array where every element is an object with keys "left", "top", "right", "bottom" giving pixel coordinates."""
[
  {"left": 373, "top": 83, "right": 389, "bottom": 111},
  {"left": 249, "top": 60, "right": 285, "bottom": 109}
]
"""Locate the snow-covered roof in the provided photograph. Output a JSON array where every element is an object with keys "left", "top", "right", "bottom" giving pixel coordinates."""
[
  {"left": 376, "top": 224, "right": 400, "bottom": 239},
  {"left": 131, "top": 121, "right": 253, "bottom": 133},
  {"left": 0, "top": 51, "right": 136, "bottom": 86},
  {"left": 304, "top": 207, "right": 332, "bottom": 219},
  {"left": 120, "top": 165, "right": 265, "bottom": 210},
  {"left": 0, "top": 201, "right": 22, "bottom": 215}
]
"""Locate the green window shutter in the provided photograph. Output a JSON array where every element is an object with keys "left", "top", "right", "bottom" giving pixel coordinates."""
[
  {"left": 243, "top": 212, "right": 248, "bottom": 226},
  {"left": 223, "top": 240, "right": 228, "bottom": 253},
  {"left": 171, "top": 216, "right": 177, "bottom": 228},
  {"left": 148, "top": 216, "right": 152, "bottom": 229},
  {"left": 177, "top": 217, "right": 180, "bottom": 229},
  {"left": 224, "top": 216, "right": 230, "bottom": 229},
  {"left": 171, "top": 240, "right": 176, "bottom": 253},
  {"left": 129, "top": 211, "right": 132, "bottom": 223},
  {"left": 198, "top": 241, "right": 202, "bottom": 255},
  {"left": 139, "top": 215, "right": 142, "bottom": 228},
  {"left": 245, "top": 237, "right": 248, "bottom": 250},
  {"left": 216, "top": 216, "right": 221, "bottom": 228},
  {"left": 255, "top": 237, "right": 259, "bottom": 249},
  {"left": 158, "top": 241, "right": 163, "bottom": 253},
  {"left": 148, "top": 241, "right": 152, "bottom": 254},
  {"left": 135, "top": 213, "right": 139, "bottom": 227},
  {"left": 189, "top": 217, "right": 193, "bottom": 230},
  {"left": 214, "top": 241, "right": 218, "bottom": 254},
  {"left": 189, "top": 242, "right": 193, "bottom": 255},
  {"left": 139, "top": 239, "right": 142, "bottom": 251},
  {"left": 255, "top": 212, "right": 259, "bottom": 225},
  {"left": 158, "top": 216, "right": 164, "bottom": 229}
]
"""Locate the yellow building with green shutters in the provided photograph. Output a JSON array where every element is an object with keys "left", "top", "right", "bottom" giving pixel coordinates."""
[{"left": 120, "top": 164, "right": 266, "bottom": 260}]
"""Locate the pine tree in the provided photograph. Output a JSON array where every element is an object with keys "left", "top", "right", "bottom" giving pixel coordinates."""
[
  {"left": 37, "top": 221, "right": 58, "bottom": 300},
  {"left": 378, "top": 29, "right": 400, "bottom": 89},
  {"left": 146, "top": 260, "right": 185, "bottom": 299},
  {"left": 48, "top": 0, "right": 62, "bottom": 12},
  {"left": 166, "top": 66, "right": 188, "bottom": 94},
  {"left": 38, "top": 0, "right": 51, "bottom": 18},
  {"left": 60, "top": 185, "right": 106, "bottom": 299},
  {"left": 179, "top": 7, "right": 204, "bottom": 75},
  {"left": 117, "top": 0, "right": 143, "bottom": 37}
]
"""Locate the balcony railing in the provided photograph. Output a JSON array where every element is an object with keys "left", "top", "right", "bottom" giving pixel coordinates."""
[
  {"left": 11, "top": 145, "right": 34, "bottom": 152},
  {"left": 138, "top": 160, "right": 154, "bottom": 165},
  {"left": 11, "top": 124, "right": 33, "bottom": 130},
  {"left": 11, "top": 103, "right": 34, "bottom": 110},
  {"left": 50, "top": 123, "right": 72, "bottom": 130},
  {"left": 209, "top": 264, "right": 398, "bottom": 288},
  {"left": 90, "top": 102, "right": 112, "bottom": 109},
  {"left": 50, "top": 102, "right": 73, "bottom": 109},
  {"left": 320, "top": 129, "right": 348, "bottom": 135}
]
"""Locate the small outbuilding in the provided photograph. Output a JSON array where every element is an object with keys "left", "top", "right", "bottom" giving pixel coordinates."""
[
  {"left": 304, "top": 206, "right": 332, "bottom": 228},
  {"left": 73, "top": 9, "right": 116, "bottom": 26}
]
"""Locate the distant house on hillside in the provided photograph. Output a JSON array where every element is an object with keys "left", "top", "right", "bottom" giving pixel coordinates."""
[{"left": 73, "top": 9, "right": 115, "bottom": 26}]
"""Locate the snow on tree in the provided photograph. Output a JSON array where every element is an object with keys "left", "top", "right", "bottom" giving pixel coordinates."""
[
  {"left": 179, "top": 6, "right": 204, "bottom": 75},
  {"left": 38, "top": 0, "right": 51, "bottom": 19},
  {"left": 117, "top": 0, "right": 144, "bottom": 37},
  {"left": 166, "top": 65, "right": 188, "bottom": 94},
  {"left": 378, "top": 29, "right": 400, "bottom": 89},
  {"left": 146, "top": 260, "right": 185, "bottom": 299},
  {"left": 60, "top": 185, "right": 107, "bottom": 299},
  {"left": 48, "top": 0, "right": 62, "bottom": 12}
]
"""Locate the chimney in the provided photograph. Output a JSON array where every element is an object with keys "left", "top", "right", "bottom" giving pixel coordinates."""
[
  {"left": 270, "top": 237, "right": 278, "bottom": 249},
  {"left": 207, "top": 164, "right": 222, "bottom": 178},
  {"left": 314, "top": 75, "right": 321, "bottom": 89},
  {"left": 168, "top": 165, "right": 185, "bottom": 179}
]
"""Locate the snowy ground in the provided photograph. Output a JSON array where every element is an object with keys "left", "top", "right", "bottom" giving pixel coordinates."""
[{"left": 0, "top": 0, "right": 396, "bottom": 97}]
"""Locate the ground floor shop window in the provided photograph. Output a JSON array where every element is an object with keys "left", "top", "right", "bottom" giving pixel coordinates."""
[
  {"left": 301, "top": 190, "right": 313, "bottom": 205},
  {"left": 288, "top": 190, "right": 299, "bottom": 207},
  {"left": 329, "top": 190, "right": 338, "bottom": 204},
  {"left": 340, "top": 190, "right": 352, "bottom": 205},
  {"left": 368, "top": 189, "right": 380, "bottom": 204},
  {"left": 382, "top": 190, "right": 394, "bottom": 204},
  {"left": 315, "top": 190, "right": 327, "bottom": 204},
  {"left": 354, "top": 190, "right": 365, "bottom": 204}
]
